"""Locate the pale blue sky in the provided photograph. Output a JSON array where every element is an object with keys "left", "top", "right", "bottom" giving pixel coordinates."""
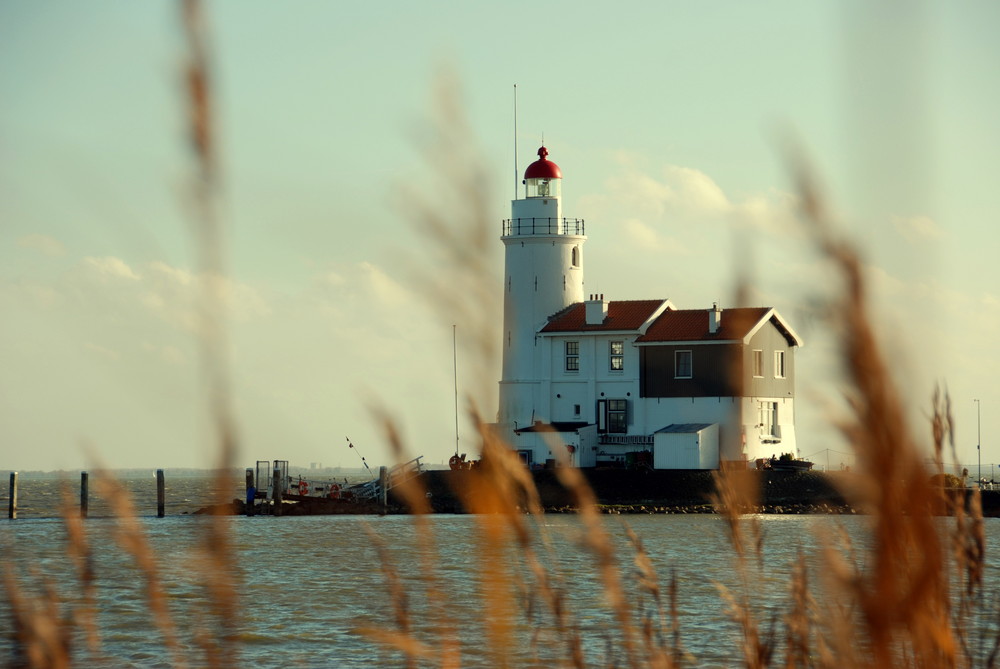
[{"left": 1, "top": 1, "right": 997, "bottom": 473}]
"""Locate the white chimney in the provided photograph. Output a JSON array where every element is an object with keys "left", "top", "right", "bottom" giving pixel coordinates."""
[
  {"left": 585, "top": 293, "right": 608, "bottom": 325},
  {"left": 708, "top": 303, "right": 722, "bottom": 334}
]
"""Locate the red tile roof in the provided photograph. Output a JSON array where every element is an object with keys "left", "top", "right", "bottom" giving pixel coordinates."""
[
  {"left": 540, "top": 299, "right": 667, "bottom": 333},
  {"left": 636, "top": 307, "right": 772, "bottom": 343}
]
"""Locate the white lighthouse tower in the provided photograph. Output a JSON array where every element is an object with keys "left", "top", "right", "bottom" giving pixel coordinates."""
[{"left": 498, "top": 146, "right": 586, "bottom": 431}]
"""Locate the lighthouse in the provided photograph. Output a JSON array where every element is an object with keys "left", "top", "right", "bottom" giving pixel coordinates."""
[
  {"left": 492, "top": 143, "right": 802, "bottom": 471},
  {"left": 498, "top": 146, "right": 586, "bottom": 429}
]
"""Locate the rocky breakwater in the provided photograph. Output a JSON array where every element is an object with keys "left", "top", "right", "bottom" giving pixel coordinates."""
[{"left": 417, "top": 468, "right": 853, "bottom": 515}]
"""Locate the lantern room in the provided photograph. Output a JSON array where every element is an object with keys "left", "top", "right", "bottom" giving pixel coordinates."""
[{"left": 523, "top": 146, "right": 562, "bottom": 199}]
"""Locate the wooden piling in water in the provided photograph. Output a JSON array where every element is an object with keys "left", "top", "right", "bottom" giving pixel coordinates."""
[
  {"left": 7, "top": 472, "right": 16, "bottom": 519},
  {"left": 379, "top": 466, "right": 388, "bottom": 513},
  {"left": 80, "top": 471, "right": 89, "bottom": 518},
  {"left": 245, "top": 468, "right": 254, "bottom": 517},
  {"left": 272, "top": 467, "right": 283, "bottom": 517},
  {"left": 156, "top": 469, "right": 165, "bottom": 518}
]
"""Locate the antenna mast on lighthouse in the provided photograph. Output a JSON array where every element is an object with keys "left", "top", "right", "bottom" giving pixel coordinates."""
[{"left": 513, "top": 84, "right": 519, "bottom": 199}]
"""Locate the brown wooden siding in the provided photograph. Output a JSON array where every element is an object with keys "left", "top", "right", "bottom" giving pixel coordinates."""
[
  {"left": 639, "top": 343, "right": 742, "bottom": 397},
  {"left": 639, "top": 321, "right": 795, "bottom": 399}
]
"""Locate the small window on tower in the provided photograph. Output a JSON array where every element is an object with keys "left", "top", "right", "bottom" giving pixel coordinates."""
[
  {"left": 565, "top": 341, "right": 579, "bottom": 372},
  {"left": 571, "top": 246, "right": 580, "bottom": 267}
]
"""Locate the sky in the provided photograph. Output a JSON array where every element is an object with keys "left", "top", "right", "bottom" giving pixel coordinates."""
[{"left": 1, "top": 1, "right": 997, "bottom": 474}]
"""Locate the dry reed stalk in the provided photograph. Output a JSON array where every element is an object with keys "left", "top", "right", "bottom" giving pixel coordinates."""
[
  {"left": 394, "top": 72, "right": 692, "bottom": 665},
  {"left": 399, "top": 68, "right": 500, "bottom": 393},
  {"left": 625, "top": 524, "right": 680, "bottom": 669},
  {"left": 537, "top": 428, "right": 644, "bottom": 668},
  {"left": 472, "top": 419, "right": 588, "bottom": 667},
  {"left": 92, "top": 471, "right": 187, "bottom": 668},
  {"left": 58, "top": 485, "right": 102, "bottom": 660},
  {"left": 365, "top": 407, "right": 590, "bottom": 667},
  {"left": 382, "top": 73, "right": 582, "bottom": 666},
  {"left": 371, "top": 410, "right": 461, "bottom": 668},
  {"left": 781, "top": 552, "right": 814, "bottom": 669},
  {"left": 709, "top": 464, "right": 773, "bottom": 668},
  {"left": 2, "top": 567, "right": 71, "bottom": 669},
  {"left": 359, "top": 526, "right": 425, "bottom": 669},
  {"left": 457, "top": 425, "right": 537, "bottom": 666},
  {"left": 790, "top": 148, "right": 962, "bottom": 667},
  {"left": 179, "top": 2, "right": 241, "bottom": 665},
  {"left": 667, "top": 570, "right": 685, "bottom": 667},
  {"left": 396, "top": 72, "right": 603, "bottom": 665}
]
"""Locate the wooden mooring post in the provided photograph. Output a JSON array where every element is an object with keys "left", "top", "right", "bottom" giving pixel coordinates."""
[
  {"left": 245, "top": 468, "right": 254, "bottom": 517},
  {"left": 272, "top": 467, "right": 283, "bottom": 517},
  {"left": 7, "top": 472, "right": 17, "bottom": 519},
  {"left": 80, "top": 471, "right": 89, "bottom": 518},
  {"left": 156, "top": 469, "right": 165, "bottom": 518},
  {"left": 379, "top": 466, "right": 388, "bottom": 513}
]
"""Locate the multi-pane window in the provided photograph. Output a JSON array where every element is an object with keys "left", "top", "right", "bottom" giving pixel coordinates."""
[
  {"left": 674, "top": 350, "right": 692, "bottom": 379},
  {"left": 609, "top": 340, "right": 624, "bottom": 371},
  {"left": 774, "top": 351, "right": 785, "bottom": 378},
  {"left": 752, "top": 349, "right": 764, "bottom": 377},
  {"left": 607, "top": 399, "right": 627, "bottom": 433},
  {"left": 565, "top": 341, "right": 579, "bottom": 371},
  {"left": 760, "top": 401, "right": 779, "bottom": 437}
]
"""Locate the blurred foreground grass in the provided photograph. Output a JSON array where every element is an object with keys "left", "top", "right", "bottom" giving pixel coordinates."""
[{"left": 2, "top": 2, "right": 992, "bottom": 667}]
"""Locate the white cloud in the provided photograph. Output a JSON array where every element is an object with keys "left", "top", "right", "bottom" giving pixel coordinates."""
[
  {"left": 18, "top": 234, "right": 66, "bottom": 257},
  {"left": 83, "top": 256, "right": 140, "bottom": 281},
  {"left": 892, "top": 215, "right": 943, "bottom": 243},
  {"left": 140, "top": 262, "right": 270, "bottom": 331},
  {"left": 358, "top": 261, "right": 410, "bottom": 308},
  {"left": 620, "top": 218, "right": 691, "bottom": 255},
  {"left": 730, "top": 189, "right": 800, "bottom": 235},
  {"left": 148, "top": 261, "right": 193, "bottom": 286},
  {"left": 142, "top": 342, "right": 187, "bottom": 365},
  {"left": 321, "top": 271, "right": 347, "bottom": 287},
  {"left": 596, "top": 154, "right": 798, "bottom": 239},
  {"left": 84, "top": 342, "right": 120, "bottom": 360},
  {"left": 661, "top": 165, "right": 731, "bottom": 214}
]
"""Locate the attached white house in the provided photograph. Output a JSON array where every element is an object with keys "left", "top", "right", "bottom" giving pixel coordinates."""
[{"left": 493, "top": 146, "right": 803, "bottom": 470}]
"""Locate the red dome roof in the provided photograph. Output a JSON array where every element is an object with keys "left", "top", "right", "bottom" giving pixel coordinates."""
[{"left": 524, "top": 146, "right": 562, "bottom": 179}]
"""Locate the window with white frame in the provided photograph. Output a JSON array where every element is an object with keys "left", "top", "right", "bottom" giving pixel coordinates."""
[
  {"left": 674, "top": 350, "right": 692, "bottom": 379},
  {"left": 752, "top": 349, "right": 764, "bottom": 377},
  {"left": 565, "top": 341, "right": 579, "bottom": 371},
  {"left": 774, "top": 350, "right": 785, "bottom": 378},
  {"left": 609, "top": 340, "right": 624, "bottom": 371},
  {"left": 759, "top": 401, "right": 779, "bottom": 437}
]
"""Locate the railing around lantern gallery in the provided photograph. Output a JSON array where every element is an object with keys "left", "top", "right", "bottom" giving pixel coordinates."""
[{"left": 502, "top": 217, "right": 585, "bottom": 236}]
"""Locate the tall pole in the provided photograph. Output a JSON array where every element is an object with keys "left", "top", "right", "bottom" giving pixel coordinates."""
[
  {"left": 453, "top": 324, "right": 459, "bottom": 456},
  {"left": 513, "top": 84, "right": 518, "bottom": 199},
  {"left": 975, "top": 398, "right": 981, "bottom": 483}
]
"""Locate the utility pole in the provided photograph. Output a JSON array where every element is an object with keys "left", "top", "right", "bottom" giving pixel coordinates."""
[{"left": 975, "top": 398, "right": 981, "bottom": 484}]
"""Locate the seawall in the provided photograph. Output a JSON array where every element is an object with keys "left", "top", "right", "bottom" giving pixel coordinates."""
[{"left": 418, "top": 469, "right": 852, "bottom": 514}]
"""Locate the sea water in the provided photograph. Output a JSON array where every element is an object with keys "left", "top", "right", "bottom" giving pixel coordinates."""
[{"left": 3, "top": 478, "right": 1000, "bottom": 667}]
